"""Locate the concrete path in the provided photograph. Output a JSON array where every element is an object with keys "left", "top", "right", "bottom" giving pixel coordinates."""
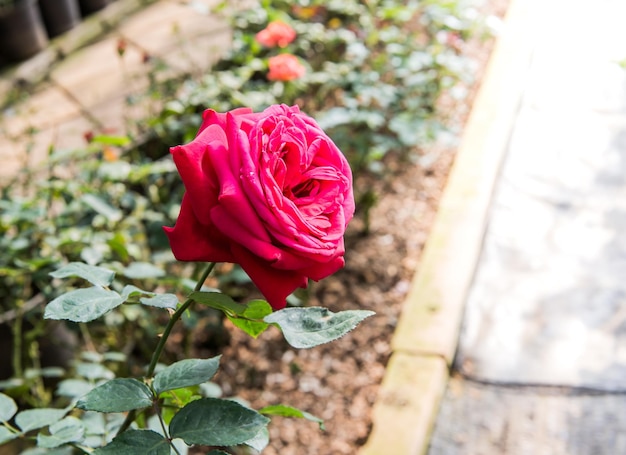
[
  {"left": 364, "top": 0, "right": 626, "bottom": 453},
  {"left": 456, "top": 0, "right": 626, "bottom": 391},
  {"left": 431, "top": 0, "right": 626, "bottom": 452},
  {"left": 0, "top": 0, "right": 228, "bottom": 183}
]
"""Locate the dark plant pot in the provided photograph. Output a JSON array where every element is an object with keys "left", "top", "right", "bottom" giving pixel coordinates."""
[
  {"left": 78, "top": 0, "right": 110, "bottom": 17},
  {"left": 39, "top": 0, "right": 80, "bottom": 38},
  {"left": 0, "top": 0, "right": 48, "bottom": 62}
]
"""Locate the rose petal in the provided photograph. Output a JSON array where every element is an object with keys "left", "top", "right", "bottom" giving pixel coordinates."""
[
  {"left": 230, "top": 244, "right": 308, "bottom": 309},
  {"left": 198, "top": 108, "right": 253, "bottom": 135},
  {"left": 170, "top": 125, "right": 227, "bottom": 225},
  {"left": 299, "top": 255, "right": 345, "bottom": 281},
  {"left": 164, "top": 195, "right": 234, "bottom": 263},
  {"left": 205, "top": 117, "right": 272, "bottom": 246},
  {"left": 210, "top": 205, "right": 322, "bottom": 270}
]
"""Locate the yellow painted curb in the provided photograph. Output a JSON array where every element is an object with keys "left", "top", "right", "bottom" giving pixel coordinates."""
[
  {"left": 392, "top": 0, "right": 537, "bottom": 362},
  {"left": 359, "top": 354, "right": 448, "bottom": 455},
  {"left": 361, "top": 0, "right": 539, "bottom": 453}
]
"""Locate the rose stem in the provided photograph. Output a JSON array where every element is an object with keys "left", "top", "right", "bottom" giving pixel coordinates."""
[
  {"left": 146, "top": 261, "right": 216, "bottom": 377},
  {"left": 116, "top": 261, "right": 216, "bottom": 436}
]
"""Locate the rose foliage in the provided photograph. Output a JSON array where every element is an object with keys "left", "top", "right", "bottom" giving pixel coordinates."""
[{"left": 0, "top": 104, "right": 372, "bottom": 454}]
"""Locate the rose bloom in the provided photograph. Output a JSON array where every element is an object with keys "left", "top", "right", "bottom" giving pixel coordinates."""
[
  {"left": 267, "top": 54, "right": 306, "bottom": 82},
  {"left": 164, "top": 105, "right": 355, "bottom": 309},
  {"left": 255, "top": 20, "right": 296, "bottom": 48}
]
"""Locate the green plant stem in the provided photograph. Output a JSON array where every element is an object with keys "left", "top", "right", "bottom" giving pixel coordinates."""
[
  {"left": 116, "top": 262, "right": 216, "bottom": 436},
  {"left": 154, "top": 402, "right": 182, "bottom": 455},
  {"left": 145, "top": 262, "right": 215, "bottom": 377},
  {"left": 12, "top": 302, "right": 23, "bottom": 379}
]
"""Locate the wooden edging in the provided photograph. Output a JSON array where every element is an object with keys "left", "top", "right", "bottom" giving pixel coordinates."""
[{"left": 359, "top": 0, "right": 538, "bottom": 453}]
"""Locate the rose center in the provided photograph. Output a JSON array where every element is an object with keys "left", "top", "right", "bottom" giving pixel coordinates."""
[{"left": 292, "top": 179, "right": 317, "bottom": 199}]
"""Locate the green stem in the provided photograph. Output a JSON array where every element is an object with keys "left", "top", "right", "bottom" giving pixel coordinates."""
[
  {"left": 12, "top": 303, "right": 23, "bottom": 379},
  {"left": 156, "top": 405, "right": 182, "bottom": 455},
  {"left": 146, "top": 262, "right": 215, "bottom": 377},
  {"left": 116, "top": 262, "right": 216, "bottom": 436}
]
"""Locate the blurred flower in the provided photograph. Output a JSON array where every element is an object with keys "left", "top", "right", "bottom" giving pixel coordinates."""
[
  {"left": 267, "top": 54, "right": 306, "bottom": 81},
  {"left": 292, "top": 5, "right": 323, "bottom": 20},
  {"left": 103, "top": 146, "right": 119, "bottom": 162},
  {"left": 327, "top": 18, "right": 342, "bottom": 29},
  {"left": 436, "top": 30, "right": 463, "bottom": 51},
  {"left": 255, "top": 21, "right": 296, "bottom": 48},
  {"left": 116, "top": 38, "right": 127, "bottom": 57}
]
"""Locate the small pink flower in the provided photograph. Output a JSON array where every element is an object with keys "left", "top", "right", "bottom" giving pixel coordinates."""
[
  {"left": 267, "top": 54, "right": 305, "bottom": 82},
  {"left": 255, "top": 21, "right": 297, "bottom": 48}
]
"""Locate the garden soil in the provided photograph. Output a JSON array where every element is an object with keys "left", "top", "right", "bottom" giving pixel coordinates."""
[{"left": 180, "top": 1, "right": 510, "bottom": 453}]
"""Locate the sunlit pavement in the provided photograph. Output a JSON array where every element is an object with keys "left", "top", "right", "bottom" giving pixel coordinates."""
[{"left": 364, "top": 0, "right": 626, "bottom": 453}]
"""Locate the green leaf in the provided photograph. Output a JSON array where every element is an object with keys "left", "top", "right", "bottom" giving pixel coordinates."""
[
  {"left": 199, "top": 382, "right": 222, "bottom": 398},
  {"left": 153, "top": 357, "right": 221, "bottom": 395},
  {"left": 81, "top": 194, "right": 122, "bottom": 222},
  {"left": 99, "top": 161, "right": 132, "bottom": 181},
  {"left": 80, "top": 412, "right": 106, "bottom": 436},
  {"left": 0, "top": 392, "right": 17, "bottom": 421},
  {"left": 243, "top": 299, "right": 273, "bottom": 319},
  {"left": 264, "top": 307, "right": 375, "bottom": 348},
  {"left": 21, "top": 446, "right": 74, "bottom": 454},
  {"left": 49, "top": 262, "right": 115, "bottom": 287},
  {"left": 103, "top": 351, "right": 127, "bottom": 362},
  {"left": 76, "top": 379, "right": 153, "bottom": 412},
  {"left": 93, "top": 429, "right": 170, "bottom": 455},
  {"left": 121, "top": 285, "right": 179, "bottom": 309},
  {"left": 15, "top": 408, "right": 67, "bottom": 432},
  {"left": 121, "top": 285, "right": 154, "bottom": 302},
  {"left": 0, "top": 427, "right": 18, "bottom": 444},
  {"left": 123, "top": 262, "right": 165, "bottom": 279},
  {"left": 245, "top": 426, "right": 270, "bottom": 452},
  {"left": 92, "top": 135, "right": 131, "bottom": 146},
  {"left": 56, "top": 379, "right": 95, "bottom": 398},
  {"left": 189, "top": 291, "right": 247, "bottom": 315},
  {"left": 25, "top": 367, "right": 64, "bottom": 379},
  {"left": 140, "top": 293, "right": 179, "bottom": 309},
  {"left": 37, "top": 416, "right": 84, "bottom": 448},
  {"left": 160, "top": 388, "right": 199, "bottom": 424},
  {"left": 75, "top": 362, "right": 114, "bottom": 380},
  {"left": 260, "top": 404, "right": 325, "bottom": 430},
  {"left": 169, "top": 398, "right": 269, "bottom": 446},
  {"left": 81, "top": 246, "right": 104, "bottom": 265},
  {"left": 44, "top": 287, "right": 124, "bottom": 323},
  {"left": 227, "top": 299, "right": 272, "bottom": 338},
  {"left": 227, "top": 316, "right": 269, "bottom": 338}
]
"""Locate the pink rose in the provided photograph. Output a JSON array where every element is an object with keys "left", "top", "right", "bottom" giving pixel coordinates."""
[
  {"left": 255, "top": 21, "right": 297, "bottom": 48},
  {"left": 164, "top": 105, "right": 354, "bottom": 309},
  {"left": 267, "top": 54, "right": 306, "bottom": 82}
]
